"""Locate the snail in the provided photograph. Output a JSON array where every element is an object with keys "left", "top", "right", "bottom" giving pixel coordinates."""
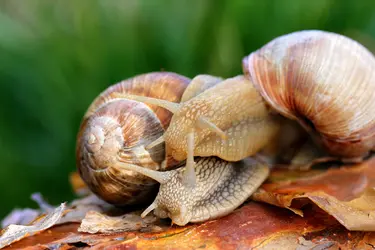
[
  {"left": 76, "top": 72, "right": 271, "bottom": 226},
  {"left": 114, "top": 75, "right": 280, "bottom": 187},
  {"left": 76, "top": 30, "right": 375, "bottom": 227},
  {"left": 118, "top": 157, "right": 269, "bottom": 226},
  {"left": 242, "top": 30, "right": 375, "bottom": 161},
  {"left": 76, "top": 72, "right": 190, "bottom": 206},
  {"left": 179, "top": 74, "right": 223, "bottom": 102}
]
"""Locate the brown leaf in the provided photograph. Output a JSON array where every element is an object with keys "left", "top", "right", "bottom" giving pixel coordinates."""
[
  {"left": 307, "top": 190, "right": 375, "bottom": 231},
  {"left": 4, "top": 158, "right": 375, "bottom": 248},
  {"left": 0, "top": 203, "right": 66, "bottom": 249},
  {"left": 252, "top": 157, "right": 375, "bottom": 231},
  {"left": 253, "top": 189, "right": 375, "bottom": 231},
  {"left": 0, "top": 193, "right": 120, "bottom": 248},
  {"left": 4, "top": 202, "right": 375, "bottom": 250},
  {"left": 2, "top": 193, "right": 121, "bottom": 230},
  {"left": 264, "top": 157, "right": 375, "bottom": 201},
  {"left": 78, "top": 210, "right": 164, "bottom": 234},
  {"left": 58, "top": 194, "right": 121, "bottom": 224}
]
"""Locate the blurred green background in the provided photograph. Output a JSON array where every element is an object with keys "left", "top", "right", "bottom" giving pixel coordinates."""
[{"left": 1, "top": 0, "right": 375, "bottom": 218}]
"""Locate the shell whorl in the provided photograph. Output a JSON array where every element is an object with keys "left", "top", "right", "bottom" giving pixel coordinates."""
[
  {"left": 243, "top": 30, "right": 375, "bottom": 158},
  {"left": 76, "top": 72, "right": 190, "bottom": 206}
]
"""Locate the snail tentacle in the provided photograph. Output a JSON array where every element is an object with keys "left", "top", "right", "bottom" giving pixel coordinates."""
[
  {"left": 184, "top": 131, "right": 197, "bottom": 188},
  {"left": 112, "top": 93, "right": 181, "bottom": 114},
  {"left": 141, "top": 201, "right": 158, "bottom": 218},
  {"left": 129, "top": 157, "right": 269, "bottom": 226},
  {"left": 115, "top": 161, "right": 173, "bottom": 184},
  {"left": 197, "top": 116, "right": 227, "bottom": 140},
  {"left": 145, "top": 134, "right": 165, "bottom": 150}
]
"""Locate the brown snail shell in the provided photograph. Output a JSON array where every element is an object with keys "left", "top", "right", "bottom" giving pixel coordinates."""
[
  {"left": 76, "top": 72, "right": 190, "bottom": 206},
  {"left": 243, "top": 30, "right": 375, "bottom": 159}
]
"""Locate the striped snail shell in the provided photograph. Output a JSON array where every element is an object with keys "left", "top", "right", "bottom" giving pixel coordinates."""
[
  {"left": 243, "top": 30, "right": 375, "bottom": 160},
  {"left": 76, "top": 72, "right": 190, "bottom": 206}
]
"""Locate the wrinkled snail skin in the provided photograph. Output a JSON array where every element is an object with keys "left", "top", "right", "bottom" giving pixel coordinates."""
[
  {"left": 117, "top": 157, "right": 269, "bottom": 226},
  {"left": 243, "top": 30, "right": 375, "bottom": 159},
  {"left": 118, "top": 75, "right": 280, "bottom": 187},
  {"left": 76, "top": 72, "right": 190, "bottom": 206},
  {"left": 180, "top": 74, "right": 223, "bottom": 102},
  {"left": 165, "top": 75, "right": 280, "bottom": 187},
  {"left": 167, "top": 75, "right": 280, "bottom": 161}
]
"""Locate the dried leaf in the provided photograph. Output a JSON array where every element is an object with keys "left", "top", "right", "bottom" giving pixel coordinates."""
[
  {"left": 264, "top": 157, "right": 375, "bottom": 201},
  {"left": 307, "top": 190, "right": 375, "bottom": 231},
  {"left": 1, "top": 193, "right": 54, "bottom": 229},
  {"left": 58, "top": 194, "right": 121, "bottom": 224},
  {"left": 4, "top": 202, "right": 375, "bottom": 250},
  {"left": 252, "top": 157, "right": 375, "bottom": 231},
  {"left": 253, "top": 189, "right": 375, "bottom": 231},
  {"left": 1, "top": 209, "right": 40, "bottom": 229},
  {"left": 78, "top": 210, "right": 163, "bottom": 234},
  {"left": 4, "top": 158, "right": 375, "bottom": 248},
  {"left": 0, "top": 203, "right": 66, "bottom": 249}
]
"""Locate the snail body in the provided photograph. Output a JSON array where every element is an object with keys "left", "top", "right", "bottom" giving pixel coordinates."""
[
  {"left": 117, "top": 75, "right": 280, "bottom": 187},
  {"left": 76, "top": 30, "right": 375, "bottom": 226},
  {"left": 243, "top": 30, "right": 375, "bottom": 160},
  {"left": 119, "top": 156, "right": 269, "bottom": 226},
  {"left": 180, "top": 74, "right": 223, "bottom": 102},
  {"left": 76, "top": 72, "right": 271, "bottom": 226},
  {"left": 76, "top": 72, "right": 190, "bottom": 206}
]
